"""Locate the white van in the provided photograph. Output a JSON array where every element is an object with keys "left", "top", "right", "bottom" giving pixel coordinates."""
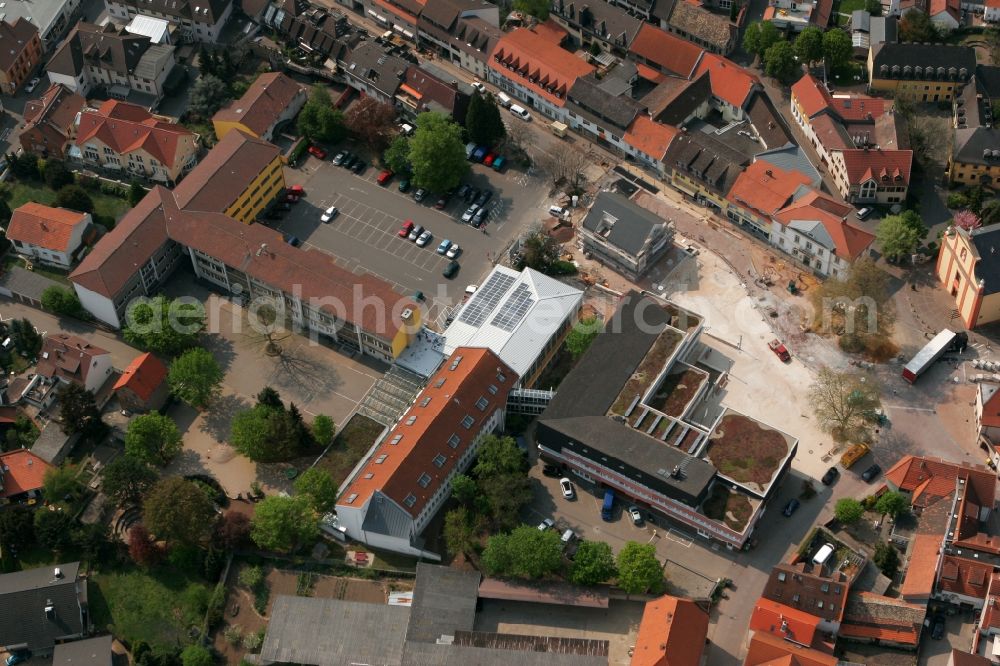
[
  {"left": 548, "top": 205, "right": 568, "bottom": 219},
  {"left": 561, "top": 528, "right": 576, "bottom": 543},
  {"left": 509, "top": 104, "right": 532, "bottom": 121},
  {"left": 497, "top": 92, "right": 512, "bottom": 108}
]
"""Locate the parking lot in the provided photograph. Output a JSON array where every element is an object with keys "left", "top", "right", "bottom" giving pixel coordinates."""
[{"left": 279, "top": 150, "right": 549, "bottom": 326}]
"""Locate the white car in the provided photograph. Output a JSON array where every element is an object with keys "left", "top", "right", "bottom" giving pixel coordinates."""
[
  {"left": 628, "top": 506, "right": 643, "bottom": 525},
  {"left": 461, "top": 204, "right": 479, "bottom": 222},
  {"left": 408, "top": 224, "right": 424, "bottom": 241},
  {"left": 320, "top": 206, "right": 338, "bottom": 223},
  {"left": 24, "top": 76, "right": 41, "bottom": 93},
  {"left": 509, "top": 104, "right": 532, "bottom": 121},
  {"left": 559, "top": 477, "right": 575, "bottom": 499},
  {"left": 446, "top": 243, "right": 461, "bottom": 259},
  {"left": 537, "top": 518, "right": 555, "bottom": 531},
  {"left": 465, "top": 284, "right": 478, "bottom": 295},
  {"left": 472, "top": 80, "right": 487, "bottom": 94},
  {"left": 415, "top": 230, "right": 432, "bottom": 247}
]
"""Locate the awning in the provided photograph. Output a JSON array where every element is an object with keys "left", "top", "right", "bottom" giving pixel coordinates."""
[{"left": 399, "top": 83, "right": 422, "bottom": 99}]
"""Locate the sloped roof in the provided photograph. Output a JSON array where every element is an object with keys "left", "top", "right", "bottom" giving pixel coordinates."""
[
  {"left": 172, "top": 129, "right": 278, "bottom": 212},
  {"left": 52, "top": 635, "right": 112, "bottom": 666},
  {"left": 76, "top": 100, "right": 197, "bottom": 168},
  {"left": 0, "top": 562, "right": 84, "bottom": 652},
  {"left": 743, "top": 632, "right": 837, "bottom": 666},
  {"left": 981, "top": 383, "right": 1000, "bottom": 428},
  {"left": 761, "top": 560, "right": 851, "bottom": 624},
  {"left": 667, "top": 2, "right": 733, "bottom": 52},
  {"left": 938, "top": 554, "right": 993, "bottom": 600},
  {"left": 489, "top": 27, "right": 594, "bottom": 107},
  {"left": 22, "top": 84, "right": 85, "bottom": 133},
  {"left": 791, "top": 74, "right": 833, "bottom": 118},
  {"left": 900, "top": 533, "right": 941, "bottom": 600},
  {"left": 581, "top": 191, "right": 669, "bottom": 258},
  {"left": 0, "top": 449, "right": 52, "bottom": 499},
  {"left": 836, "top": 147, "right": 913, "bottom": 186},
  {"left": 624, "top": 114, "right": 678, "bottom": 160},
  {"left": 0, "top": 18, "right": 39, "bottom": 72},
  {"left": 694, "top": 54, "right": 759, "bottom": 110},
  {"left": 929, "top": 0, "right": 961, "bottom": 21},
  {"left": 113, "top": 352, "right": 167, "bottom": 402},
  {"left": 109, "top": 0, "right": 231, "bottom": 25},
  {"left": 212, "top": 72, "right": 306, "bottom": 136},
  {"left": 748, "top": 598, "right": 823, "bottom": 650},
  {"left": 774, "top": 190, "right": 874, "bottom": 261},
  {"left": 7, "top": 203, "right": 88, "bottom": 252},
  {"left": 631, "top": 595, "right": 709, "bottom": 666},
  {"left": 885, "top": 455, "right": 996, "bottom": 508},
  {"left": 629, "top": 23, "right": 704, "bottom": 79},
  {"left": 727, "top": 161, "right": 812, "bottom": 218},
  {"left": 36, "top": 333, "right": 109, "bottom": 387},
  {"left": 840, "top": 591, "right": 924, "bottom": 646},
  {"left": 48, "top": 23, "right": 154, "bottom": 78}
]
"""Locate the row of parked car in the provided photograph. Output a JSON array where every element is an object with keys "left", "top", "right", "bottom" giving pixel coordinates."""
[
  {"left": 466, "top": 143, "right": 507, "bottom": 171},
  {"left": 397, "top": 220, "right": 461, "bottom": 278}
]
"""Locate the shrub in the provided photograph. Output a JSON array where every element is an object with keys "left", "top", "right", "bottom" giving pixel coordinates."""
[
  {"left": 838, "top": 333, "right": 864, "bottom": 353},
  {"left": 238, "top": 565, "right": 264, "bottom": 590},
  {"left": 242, "top": 631, "right": 263, "bottom": 651},
  {"left": 224, "top": 625, "right": 243, "bottom": 645}
]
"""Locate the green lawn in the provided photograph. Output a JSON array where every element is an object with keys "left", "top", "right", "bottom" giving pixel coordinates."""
[
  {"left": 315, "top": 414, "right": 386, "bottom": 485},
  {"left": 89, "top": 568, "right": 212, "bottom": 651},
  {"left": 836, "top": 0, "right": 867, "bottom": 13},
  {"left": 5, "top": 179, "right": 130, "bottom": 224},
  {"left": 2, "top": 253, "right": 71, "bottom": 286}
]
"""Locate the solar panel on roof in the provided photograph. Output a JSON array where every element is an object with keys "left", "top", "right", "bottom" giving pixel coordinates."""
[
  {"left": 458, "top": 272, "right": 516, "bottom": 327},
  {"left": 490, "top": 283, "right": 535, "bottom": 332}
]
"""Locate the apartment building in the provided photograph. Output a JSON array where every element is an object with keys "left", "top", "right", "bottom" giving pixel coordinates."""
[
  {"left": 212, "top": 72, "right": 307, "bottom": 142},
  {"left": 416, "top": 0, "right": 500, "bottom": 79},
  {"left": 0, "top": 0, "right": 80, "bottom": 51},
  {"left": 103, "top": 0, "right": 233, "bottom": 42},
  {"left": 579, "top": 191, "right": 675, "bottom": 279},
  {"left": 868, "top": 43, "right": 975, "bottom": 102},
  {"left": 0, "top": 18, "right": 43, "bottom": 94},
  {"left": 549, "top": 0, "right": 643, "bottom": 53},
  {"left": 828, "top": 147, "right": 912, "bottom": 205}
]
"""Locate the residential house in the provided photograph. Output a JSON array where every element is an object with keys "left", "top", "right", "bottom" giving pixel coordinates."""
[
  {"left": 73, "top": 100, "right": 200, "bottom": 184},
  {"left": 980, "top": 383, "right": 1000, "bottom": 458},
  {"left": 947, "top": 651, "right": 993, "bottom": 666},
  {"left": 125, "top": 15, "right": 173, "bottom": 44},
  {"left": 340, "top": 41, "right": 409, "bottom": 104},
  {"left": 565, "top": 67, "right": 645, "bottom": 155},
  {"left": 660, "top": 1, "right": 737, "bottom": 55},
  {"left": 743, "top": 631, "right": 838, "bottom": 666},
  {"left": 693, "top": 54, "right": 762, "bottom": 121},
  {"left": 0, "top": 449, "right": 53, "bottom": 503},
  {"left": 18, "top": 84, "right": 85, "bottom": 158},
  {"left": 900, "top": 533, "right": 942, "bottom": 604},
  {"left": 6, "top": 203, "right": 91, "bottom": 269},
  {"left": 929, "top": 0, "right": 962, "bottom": 30},
  {"left": 579, "top": 191, "right": 675, "bottom": 279},
  {"left": 936, "top": 222, "right": 1000, "bottom": 328},
  {"left": 852, "top": 10, "right": 872, "bottom": 50},
  {"left": 838, "top": 591, "right": 925, "bottom": 649},
  {"left": 0, "top": 0, "right": 80, "bottom": 51},
  {"left": 771, "top": 189, "right": 875, "bottom": 277},
  {"left": 0, "top": 18, "right": 43, "bottom": 94},
  {"left": 828, "top": 148, "right": 912, "bottom": 204},
  {"left": 748, "top": 597, "right": 831, "bottom": 651},
  {"left": 549, "top": 0, "right": 643, "bottom": 53},
  {"left": 759, "top": 559, "right": 854, "bottom": 640},
  {"left": 624, "top": 114, "right": 678, "bottom": 173},
  {"left": 487, "top": 22, "right": 595, "bottom": 121},
  {"left": 627, "top": 23, "right": 705, "bottom": 83},
  {"left": 0, "top": 563, "right": 87, "bottom": 654},
  {"left": 948, "top": 128, "right": 1000, "bottom": 187},
  {"left": 868, "top": 43, "right": 975, "bottom": 101},
  {"left": 397, "top": 64, "right": 471, "bottom": 123},
  {"left": 113, "top": 352, "right": 169, "bottom": 412},
  {"left": 665, "top": 130, "right": 750, "bottom": 212},
  {"left": 275, "top": 6, "right": 356, "bottom": 61},
  {"left": 630, "top": 595, "right": 709, "bottom": 666},
  {"left": 726, "top": 158, "right": 813, "bottom": 240},
  {"left": 36, "top": 334, "right": 113, "bottom": 394},
  {"left": 976, "top": 575, "right": 1000, "bottom": 645},
  {"left": 765, "top": 0, "right": 832, "bottom": 30},
  {"left": 52, "top": 635, "right": 113, "bottom": 666},
  {"left": 987, "top": 0, "right": 1000, "bottom": 21},
  {"left": 46, "top": 22, "right": 177, "bottom": 102},
  {"left": 212, "top": 72, "right": 307, "bottom": 142},
  {"left": 103, "top": 0, "right": 234, "bottom": 42},
  {"left": 416, "top": 0, "right": 500, "bottom": 79},
  {"left": 335, "top": 348, "right": 516, "bottom": 559}
]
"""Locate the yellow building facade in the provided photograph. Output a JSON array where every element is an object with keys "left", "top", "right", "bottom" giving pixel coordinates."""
[
  {"left": 936, "top": 225, "right": 1000, "bottom": 329},
  {"left": 224, "top": 155, "right": 285, "bottom": 225}
]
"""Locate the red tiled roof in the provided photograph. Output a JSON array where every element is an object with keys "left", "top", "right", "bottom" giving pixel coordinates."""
[
  {"left": 885, "top": 456, "right": 996, "bottom": 509},
  {"left": 489, "top": 27, "right": 594, "bottom": 107},
  {"left": 35, "top": 333, "right": 109, "bottom": 387},
  {"left": 929, "top": 0, "right": 960, "bottom": 21},
  {"left": 981, "top": 576, "right": 1000, "bottom": 631},
  {"left": 773, "top": 190, "right": 875, "bottom": 261},
  {"left": 338, "top": 348, "right": 516, "bottom": 516},
  {"left": 727, "top": 161, "right": 811, "bottom": 218},
  {"left": 0, "top": 449, "right": 52, "bottom": 499},
  {"left": 900, "top": 534, "right": 941, "bottom": 600},
  {"left": 938, "top": 554, "right": 994, "bottom": 600},
  {"left": 749, "top": 599, "right": 824, "bottom": 650},
  {"left": 635, "top": 61, "right": 667, "bottom": 84},
  {"left": 20, "top": 84, "right": 85, "bottom": 155},
  {"left": 791, "top": 74, "right": 833, "bottom": 119},
  {"left": 837, "top": 623, "right": 918, "bottom": 645},
  {"left": 629, "top": 24, "right": 704, "bottom": 79},
  {"left": 113, "top": 352, "right": 167, "bottom": 402},
  {"left": 836, "top": 148, "right": 913, "bottom": 187},
  {"left": 76, "top": 100, "right": 197, "bottom": 169},
  {"left": 6, "top": 202, "right": 87, "bottom": 252},
  {"left": 632, "top": 595, "right": 709, "bottom": 666},
  {"left": 212, "top": 72, "right": 306, "bottom": 137},
  {"left": 743, "top": 631, "right": 837, "bottom": 666},
  {"left": 829, "top": 96, "right": 888, "bottom": 122},
  {"left": 981, "top": 384, "right": 1000, "bottom": 428},
  {"left": 625, "top": 115, "right": 678, "bottom": 161},
  {"left": 173, "top": 129, "right": 280, "bottom": 213},
  {"left": 988, "top": 0, "right": 1000, "bottom": 9},
  {"left": 809, "top": 114, "right": 853, "bottom": 152},
  {"left": 949, "top": 650, "right": 994, "bottom": 666},
  {"left": 531, "top": 18, "right": 569, "bottom": 44},
  {"left": 694, "top": 53, "right": 759, "bottom": 110}
]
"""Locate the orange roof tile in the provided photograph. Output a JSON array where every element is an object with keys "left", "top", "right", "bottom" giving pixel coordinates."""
[
  {"left": 773, "top": 190, "right": 875, "bottom": 261},
  {"left": 938, "top": 554, "right": 994, "bottom": 600},
  {"left": 489, "top": 27, "right": 594, "bottom": 107},
  {"left": 625, "top": 115, "right": 678, "bottom": 161},
  {"left": 838, "top": 623, "right": 919, "bottom": 645},
  {"left": 76, "top": 100, "right": 197, "bottom": 169},
  {"left": 631, "top": 595, "right": 709, "bottom": 666},
  {"left": 900, "top": 534, "right": 941, "bottom": 600},
  {"left": 531, "top": 18, "right": 569, "bottom": 44},
  {"left": 885, "top": 456, "right": 996, "bottom": 508},
  {"left": 829, "top": 96, "right": 888, "bottom": 122},
  {"left": 629, "top": 24, "right": 704, "bottom": 79},
  {"left": 7, "top": 202, "right": 88, "bottom": 252},
  {"left": 743, "top": 632, "right": 837, "bottom": 666},
  {"left": 749, "top": 598, "right": 823, "bottom": 650},
  {"left": 929, "top": 0, "right": 960, "bottom": 20},
  {"left": 836, "top": 148, "right": 912, "bottom": 187},
  {"left": 694, "top": 54, "right": 759, "bottom": 110},
  {"left": 212, "top": 72, "right": 306, "bottom": 137},
  {"left": 113, "top": 352, "right": 167, "bottom": 402},
  {"left": 981, "top": 384, "right": 1000, "bottom": 428},
  {"left": 727, "top": 161, "right": 811, "bottom": 218},
  {"left": 791, "top": 74, "right": 833, "bottom": 119},
  {"left": 338, "top": 348, "right": 517, "bottom": 516},
  {"left": 0, "top": 449, "right": 53, "bottom": 499},
  {"left": 982, "top": 576, "right": 1000, "bottom": 630},
  {"left": 635, "top": 61, "right": 667, "bottom": 84}
]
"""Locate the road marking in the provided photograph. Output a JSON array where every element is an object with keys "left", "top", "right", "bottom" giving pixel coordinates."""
[
  {"left": 665, "top": 529, "right": 693, "bottom": 548},
  {"left": 882, "top": 404, "right": 936, "bottom": 413}
]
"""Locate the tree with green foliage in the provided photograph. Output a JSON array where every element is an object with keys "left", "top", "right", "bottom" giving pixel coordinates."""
[
  {"left": 125, "top": 413, "right": 183, "bottom": 466},
  {"left": 899, "top": 9, "right": 938, "bottom": 43},
  {"left": 55, "top": 185, "right": 94, "bottom": 213},
  {"left": 231, "top": 404, "right": 302, "bottom": 462},
  {"left": 383, "top": 135, "right": 411, "bottom": 174},
  {"left": 168, "top": 347, "right": 223, "bottom": 409},
  {"left": 810, "top": 368, "right": 881, "bottom": 440},
  {"left": 764, "top": 41, "right": 799, "bottom": 82},
  {"left": 515, "top": 229, "right": 563, "bottom": 274},
  {"left": 101, "top": 455, "right": 158, "bottom": 506},
  {"left": 72, "top": 522, "right": 111, "bottom": 561},
  {"left": 565, "top": 317, "right": 602, "bottom": 360},
  {"left": 743, "top": 21, "right": 781, "bottom": 59},
  {"left": 875, "top": 491, "right": 910, "bottom": 519},
  {"left": 479, "top": 473, "right": 532, "bottom": 532},
  {"left": 408, "top": 112, "right": 470, "bottom": 193},
  {"left": 250, "top": 495, "right": 318, "bottom": 552},
  {"left": 876, "top": 213, "right": 924, "bottom": 261},
  {"left": 42, "top": 464, "right": 82, "bottom": 504},
  {"left": 4, "top": 415, "right": 39, "bottom": 451},
  {"left": 144, "top": 477, "right": 217, "bottom": 545},
  {"left": 124, "top": 296, "right": 205, "bottom": 356},
  {"left": 835, "top": 497, "right": 865, "bottom": 524},
  {"left": 256, "top": 386, "right": 283, "bottom": 410},
  {"left": 297, "top": 84, "right": 346, "bottom": 144},
  {"left": 513, "top": 0, "right": 549, "bottom": 19},
  {"left": 616, "top": 542, "right": 663, "bottom": 594},
  {"left": 873, "top": 541, "right": 900, "bottom": 577},
  {"left": 189, "top": 74, "right": 232, "bottom": 119},
  {"left": 5, "top": 151, "right": 39, "bottom": 179},
  {"left": 482, "top": 525, "right": 563, "bottom": 578},
  {"left": 0, "top": 506, "right": 35, "bottom": 552},
  {"left": 43, "top": 159, "right": 75, "bottom": 190},
  {"left": 794, "top": 27, "right": 824, "bottom": 65},
  {"left": 466, "top": 93, "right": 506, "bottom": 147},
  {"left": 294, "top": 467, "right": 338, "bottom": 513},
  {"left": 41, "top": 286, "right": 86, "bottom": 318},
  {"left": 474, "top": 435, "right": 525, "bottom": 477},
  {"left": 128, "top": 181, "right": 148, "bottom": 206},
  {"left": 9, "top": 318, "right": 41, "bottom": 357},
  {"left": 443, "top": 507, "right": 480, "bottom": 557},
  {"left": 450, "top": 474, "right": 478, "bottom": 506},
  {"left": 58, "top": 383, "right": 106, "bottom": 439},
  {"left": 312, "top": 414, "right": 335, "bottom": 447},
  {"left": 865, "top": 0, "right": 883, "bottom": 15},
  {"left": 822, "top": 29, "right": 853, "bottom": 72},
  {"left": 34, "top": 509, "right": 75, "bottom": 552},
  {"left": 569, "top": 541, "right": 617, "bottom": 586},
  {"left": 181, "top": 645, "right": 213, "bottom": 666}
]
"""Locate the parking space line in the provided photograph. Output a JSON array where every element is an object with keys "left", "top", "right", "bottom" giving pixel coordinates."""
[{"left": 665, "top": 529, "right": 693, "bottom": 548}]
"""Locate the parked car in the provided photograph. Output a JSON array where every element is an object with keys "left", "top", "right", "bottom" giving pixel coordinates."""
[
  {"left": 446, "top": 243, "right": 461, "bottom": 259},
  {"left": 537, "top": 518, "right": 555, "bottom": 531},
  {"left": 285, "top": 193, "right": 300, "bottom": 203},
  {"left": 284, "top": 235, "right": 301, "bottom": 247},
  {"left": 465, "top": 142, "right": 477, "bottom": 160},
  {"left": 377, "top": 169, "right": 393, "bottom": 185},
  {"left": 6, "top": 651, "right": 30, "bottom": 666},
  {"left": 456, "top": 183, "right": 471, "bottom": 199},
  {"left": 821, "top": 467, "right": 839, "bottom": 485},
  {"left": 472, "top": 145, "right": 488, "bottom": 162},
  {"left": 472, "top": 80, "right": 487, "bottom": 94},
  {"left": 475, "top": 190, "right": 493, "bottom": 207},
  {"left": 542, "top": 464, "right": 561, "bottom": 478},
  {"left": 415, "top": 230, "right": 432, "bottom": 247},
  {"left": 399, "top": 122, "right": 414, "bottom": 136},
  {"left": 509, "top": 104, "right": 532, "bottom": 121},
  {"left": 492, "top": 155, "right": 507, "bottom": 171},
  {"left": 320, "top": 206, "right": 339, "bottom": 223},
  {"left": 782, "top": 498, "right": 800, "bottom": 517},
  {"left": 559, "top": 477, "right": 575, "bottom": 499},
  {"left": 332, "top": 151, "right": 347, "bottom": 166},
  {"left": 465, "top": 284, "right": 478, "bottom": 295},
  {"left": 464, "top": 187, "right": 479, "bottom": 203},
  {"left": 561, "top": 528, "right": 576, "bottom": 543},
  {"left": 435, "top": 193, "right": 450, "bottom": 209},
  {"left": 341, "top": 152, "right": 357, "bottom": 168},
  {"left": 484, "top": 152, "right": 497, "bottom": 167},
  {"left": 23, "top": 77, "right": 40, "bottom": 94},
  {"left": 399, "top": 220, "right": 415, "bottom": 237},
  {"left": 307, "top": 145, "right": 327, "bottom": 159},
  {"left": 931, "top": 615, "right": 946, "bottom": 640},
  {"left": 408, "top": 224, "right": 424, "bottom": 241},
  {"left": 768, "top": 339, "right": 791, "bottom": 362},
  {"left": 861, "top": 464, "right": 882, "bottom": 482},
  {"left": 628, "top": 506, "right": 643, "bottom": 525},
  {"left": 461, "top": 204, "right": 479, "bottom": 222},
  {"left": 288, "top": 185, "right": 305, "bottom": 196},
  {"left": 398, "top": 178, "right": 411, "bottom": 193},
  {"left": 442, "top": 260, "right": 459, "bottom": 278},
  {"left": 857, "top": 206, "right": 874, "bottom": 221},
  {"left": 436, "top": 239, "right": 452, "bottom": 254},
  {"left": 351, "top": 160, "right": 366, "bottom": 175},
  {"left": 548, "top": 205, "right": 568, "bottom": 218},
  {"left": 413, "top": 188, "right": 427, "bottom": 202},
  {"left": 472, "top": 206, "right": 489, "bottom": 227}
]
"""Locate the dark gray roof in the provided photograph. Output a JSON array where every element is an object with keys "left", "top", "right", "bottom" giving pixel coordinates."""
[
  {"left": 978, "top": 65, "right": 1000, "bottom": 99},
  {"left": 651, "top": 72, "right": 711, "bottom": 126},
  {"left": 361, "top": 492, "right": 414, "bottom": 540},
  {"left": 870, "top": 16, "right": 896, "bottom": 45},
  {"left": 0, "top": 267, "right": 62, "bottom": 304},
  {"left": 651, "top": 0, "right": 678, "bottom": 22},
  {"left": 551, "top": 0, "right": 643, "bottom": 48},
  {"left": 52, "top": 635, "right": 112, "bottom": 666},
  {"left": 566, "top": 76, "right": 643, "bottom": 132},
  {"left": 747, "top": 91, "right": 794, "bottom": 151},
  {"left": 664, "top": 130, "right": 749, "bottom": 196},
  {"left": 851, "top": 10, "right": 870, "bottom": 33},
  {"left": 969, "top": 224, "right": 1000, "bottom": 296},
  {"left": 953, "top": 127, "right": 1000, "bottom": 166},
  {"left": 420, "top": 0, "right": 491, "bottom": 29},
  {"left": 0, "top": 563, "right": 84, "bottom": 652},
  {"left": 343, "top": 41, "right": 407, "bottom": 96},
  {"left": 261, "top": 595, "right": 410, "bottom": 666},
  {"left": 30, "top": 426, "right": 80, "bottom": 466},
  {"left": 402, "top": 642, "right": 608, "bottom": 666},
  {"left": 582, "top": 191, "right": 666, "bottom": 256},
  {"left": 406, "top": 563, "right": 480, "bottom": 644},
  {"left": 48, "top": 23, "right": 154, "bottom": 79},
  {"left": 871, "top": 43, "right": 975, "bottom": 81}
]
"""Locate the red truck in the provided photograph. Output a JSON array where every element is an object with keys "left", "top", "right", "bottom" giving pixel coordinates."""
[{"left": 768, "top": 339, "right": 791, "bottom": 362}]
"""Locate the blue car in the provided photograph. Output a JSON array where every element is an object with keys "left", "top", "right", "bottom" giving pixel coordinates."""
[
  {"left": 492, "top": 155, "right": 507, "bottom": 171},
  {"left": 471, "top": 146, "right": 488, "bottom": 162},
  {"left": 6, "top": 651, "right": 30, "bottom": 666},
  {"left": 436, "top": 239, "right": 452, "bottom": 254}
]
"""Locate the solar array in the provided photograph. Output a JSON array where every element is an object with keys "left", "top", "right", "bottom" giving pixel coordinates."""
[
  {"left": 457, "top": 271, "right": 517, "bottom": 327},
  {"left": 491, "top": 283, "right": 536, "bottom": 333}
]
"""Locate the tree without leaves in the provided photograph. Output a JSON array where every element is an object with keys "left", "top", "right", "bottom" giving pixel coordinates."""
[
  {"left": 144, "top": 476, "right": 218, "bottom": 545},
  {"left": 55, "top": 185, "right": 94, "bottom": 214},
  {"left": 875, "top": 491, "right": 910, "bottom": 519},
  {"left": 213, "top": 510, "right": 251, "bottom": 549},
  {"left": 907, "top": 113, "right": 948, "bottom": 168},
  {"left": 876, "top": 214, "right": 924, "bottom": 261},
  {"left": 297, "top": 84, "right": 346, "bottom": 144},
  {"left": 899, "top": 9, "right": 938, "bottom": 42},
  {"left": 124, "top": 296, "right": 205, "bottom": 356},
  {"left": 168, "top": 347, "right": 223, "bottom": 409},
  {"left": 809, "top": 368, "right": 881, "bottom": 440},
  {"left": 58, "top": 383, "right": 106, "bottom": 439},
  {"left": 124, "top": 413, "right": 183, "bottom": 466},
  {"left": 344, "top": 97, "right": 397, "bottom": 153},
  {"left": 250, "top": 495, "right": 318, "bottom": 552},
  {"left": 128, "top": 524, "right": 162, "bottom": 567},
  {"left": 616, "top": 542, "right": 664, "bottom": 594},
  {"left": 569, "top": 540, "right": 617, "bottom": 586},
  {"left": 34, "top": 509, "right": 75, "bottom": 552},
  {"left": 764, "top": 41, "right": 799, "bottom": 82},
  {"left": 466, "top": 93, "right": 506, "bottom": 147},
  {"left": 408, "top": 111, "right": 470, "bottom": 193},
  {"left": 294, "top": 467, "right": 338, "bottom": 513},
  {"left": 835, "top": 498, "right": 865, "bottom": 524},
  {"left": 481, "top": 525, "right": 563, "bottom": 578},
  {"left": 873, "top": 542, "right": 900, "bottom": 577},
  {"left": 101, "top": 456, "right": 158, "bottom": 507},
  {"left": 41, "top": 286, "right": 86, "bottom": 318},
  {"left": 794, "top": 27, "right": 824, "bottom": 65},
  {"left": 565, "top": 317, "right": 602, "bottom": 359},
  {"left": 535, "top": 143, "right": 590, "bottom": 193},
  {"left": 189, "top": 74, "right": 232, "bottom": 119}
]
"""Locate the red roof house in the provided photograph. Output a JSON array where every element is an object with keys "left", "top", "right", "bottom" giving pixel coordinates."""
[
  {"left": 488, "top": 26, "right": 595, "bottom": 108},
  {"left": 6, "top": 203, "right": 91, "bottom": 268},
  {"left": 0, "top": 449, "right": 52, "bottom": 501},
  {"left": 114, "top": 352, "right": 169, "bottom": 413},
  {"left": 631, "top": 595, "right": 709, "bottom": 666}
]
